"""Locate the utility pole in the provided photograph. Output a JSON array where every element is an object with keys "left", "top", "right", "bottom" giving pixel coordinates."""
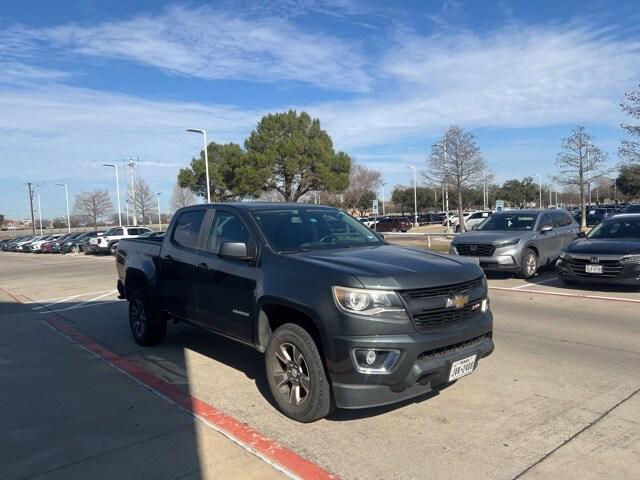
[
  {"left": 381, "top": 183, "right": 387, "bottom": 216},
  {"left": 27, "top": 183, "right": 36, "bottom": 234},
  {"left": 34, "top": 193, "right": 43, "bottom": 235},
  {"left": 156, "top": 193, "right": 162, "bottom": 230}
]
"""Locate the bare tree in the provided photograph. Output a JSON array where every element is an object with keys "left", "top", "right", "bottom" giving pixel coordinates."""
[
  {"left": 131, "top": 179, "right": 155, "bottom": 225},
  {"left": 426, "top": 126, "right": 486, "bottom": 232},
  {"left": 342, "top": 162, "right": 383, "bottom": 213},
  {"left": 74, "top": 190, "right": 113, "bottom": 229},
  {"left": 171, "top": 182, "right": 197, "bottom": 211},
  {"left": 620, "top": 85, "right": 640, "bottom": 164},
  {"left": 556, "top": 126, "right": 608, "bottom": 229}
]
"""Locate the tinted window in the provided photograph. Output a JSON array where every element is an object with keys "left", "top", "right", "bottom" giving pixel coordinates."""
[
  {"left": 550, "top": 211, "right": 568, "bottom": 227},
  {"left": 172, "top": 210, "right": 205, "bottom": 249},
  {"left": 539, "top": 214, "right": 552, "bottom": 229},
  {"left": 624, "top": 204, "right": 640, "bottom": 213},
  {"left": 207, "top": 211, "right": 250, "bottom": 253},
  {"left": 588, "top": 217, "right": 640, "bottom": 239},
  {"left": 253, "top": 208, "right": 382, "bottom": 252},
  {"left": 476, "top": 213, "right": 536, "bottom": 231}
]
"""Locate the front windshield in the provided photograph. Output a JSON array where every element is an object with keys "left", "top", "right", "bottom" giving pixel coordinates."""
[
  {"left": 476, "top": 213, "right": 537, "bottom": 231},
  {"left": 253, "top": 208, "right": 383, "bottom": 252},
  {"left": 587, "top": 217, "right": 640, "bottom": 239}
]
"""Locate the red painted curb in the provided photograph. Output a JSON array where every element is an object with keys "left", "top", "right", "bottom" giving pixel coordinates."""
[
  {"left": 43, "top": 315, "right": 338, "bottom": 480},
  {"left": 0, "top": 287, "right": 336, "bottom": 480}
]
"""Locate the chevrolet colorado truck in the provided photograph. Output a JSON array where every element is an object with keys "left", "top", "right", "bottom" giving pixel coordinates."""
[{"left": 116, "top": 203, "right": 494, "bottom": 422}]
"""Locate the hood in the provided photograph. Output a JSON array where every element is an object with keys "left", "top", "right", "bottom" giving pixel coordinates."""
[
  {"left": 453, "top": 230, "right": 528, "bottom": 244},
  {"left": 565, "top": 238, "right": 640, "bottom": 256},
  {"left": 290, "top": 244, "right": 483, "bottom": 289}
]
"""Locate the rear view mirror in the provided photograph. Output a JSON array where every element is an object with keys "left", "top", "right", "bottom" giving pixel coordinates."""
[{"left": 219, "top": 241, "right": 252, "bottom": 261}]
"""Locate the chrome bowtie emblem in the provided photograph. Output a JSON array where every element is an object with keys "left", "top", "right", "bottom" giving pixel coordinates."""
[
  {"left": 590, "top": 257, "right": 600, "bottom": 264},
  {"left": 446, "top": 294, "right": 469, "bottom": 309}
]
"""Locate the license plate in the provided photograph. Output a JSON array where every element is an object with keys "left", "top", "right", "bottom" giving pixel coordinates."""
[
  {"left": 585, "top": 264, "right": 603, "bottom": 274},
  {"left": 449, "top": 355, "right": 477, "bottom": 381}
]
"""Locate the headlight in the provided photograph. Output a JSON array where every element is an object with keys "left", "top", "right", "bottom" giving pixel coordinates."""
[
  {"left": 619, "top": 255, "right": 640, "bottom": 265},
  {"left": 496, "top": 238, "right": 520, "bottom": 247},
  {"left": 559, "top": 251, "right": 571, "bottom": 260},
  {"left": 332, "top": 286, "right": 408, "bottom": 321}
]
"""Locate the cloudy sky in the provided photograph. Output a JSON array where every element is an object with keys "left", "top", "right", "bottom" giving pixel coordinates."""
[{"left": 1, "top": 0, "right": 639, "bottom": 219}]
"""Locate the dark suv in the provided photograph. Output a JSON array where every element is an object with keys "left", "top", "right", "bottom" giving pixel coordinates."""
[{"left": 372, "top": 216, "right": 412, "bottom": 232}]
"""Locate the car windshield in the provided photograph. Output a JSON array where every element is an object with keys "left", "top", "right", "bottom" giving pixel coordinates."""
[
  {"left": 587, "top": 217, "right": 640, "bottom": 239},
  {"left": 253, "top": 208, "right": 383, "bottom": 253},
  {"left": 476, "top": 213, "right": 537, "bottom": 231}
]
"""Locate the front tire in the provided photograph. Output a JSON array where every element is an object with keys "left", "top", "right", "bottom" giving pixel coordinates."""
[
  {"left": 265, "top": 324, "right": 333, "bottom": 423},
  {"left": 129, "top": 287, "right": 167, "bottom": 346},
  {"left": 520, "top": 248, "right": 538, "bottom": 279},
  {"left": 109, "top": 243, "right": 119, "bottom": 255}
]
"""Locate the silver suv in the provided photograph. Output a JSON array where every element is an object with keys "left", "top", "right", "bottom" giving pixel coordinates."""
[{"left": 449, "top": 209, "right": 579, "bottom": 278}]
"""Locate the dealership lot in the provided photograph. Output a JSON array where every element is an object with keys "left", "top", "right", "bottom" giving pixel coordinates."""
[{"left": 1, "top": 252, "right": 638, "bottom": 479}]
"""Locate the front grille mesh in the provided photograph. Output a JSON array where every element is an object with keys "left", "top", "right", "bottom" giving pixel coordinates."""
[
  {"left": 413, "top": 302, "right": 482, "bottom": 330},
  {"left": 566, "top": 258, "right": 623, "bottom": 278},
  {"left": 455, "top": 243, "right": 495, "bottom": 257},
  {"left": 401, "top": 277, "right": 483, "bottom": 300}
]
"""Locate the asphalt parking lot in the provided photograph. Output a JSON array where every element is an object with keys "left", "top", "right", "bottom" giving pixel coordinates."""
[{"left": 1, "top": 252, "right": 639, "bottom": 479}]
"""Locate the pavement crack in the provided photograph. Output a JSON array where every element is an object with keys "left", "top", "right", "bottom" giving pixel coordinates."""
[
  {"left": 512, "top": 386, "right": 640, "bottom": 479},
  {"left": 20, "top": 425, "right": 193, "bottom": 480}
]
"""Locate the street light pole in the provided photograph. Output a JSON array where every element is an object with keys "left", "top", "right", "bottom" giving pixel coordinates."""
[
  {"left": 381, "top": 183, "right": 387, "bottom": 216},
  {"left": 536, "top": 174, "right": 542, "bottom": 208},
  {"left": 186, "top": 128, "right": 210, "bottom": 203},
  {"left": 103, "top": 164, "right": 122, "bottom": 227},
  {"left": 55, "top": 183, "right": 71, "bottom": 233},
  {"left": 125, "top": 200, "right": 130, "bottom": 226},
  {"left": 408, "top": 166, "right": 418, "bottom": 227},
  {"left": 156, "top": 193, "right": 162, "bottom": 230},
  {"left": 127, "top": 158, "right": 138, "bottom": 226},
  {"left": 34, "top": 193, "right": 43, "bottom": 235}
]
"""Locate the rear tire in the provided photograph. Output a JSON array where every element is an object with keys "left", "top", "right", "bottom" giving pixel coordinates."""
[
  {"left": 129, "top": 287, "right": 167, "bottom": 346},
  {"left": 265, "top": 324, "right": 333, "bottom": 423},
  {"left": 520, "top": 248, "right": 538, "bottom": 279}
]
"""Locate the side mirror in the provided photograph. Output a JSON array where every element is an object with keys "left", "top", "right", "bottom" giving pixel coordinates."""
[
  {"left": 219, "top": 241, "right": 252, "bottom": 261},
  {"left": 540, "top": 225, "right": 553, "bottom": 233},
  {"left": 577, "top": 231, "right": 587, "bottom": 238}
]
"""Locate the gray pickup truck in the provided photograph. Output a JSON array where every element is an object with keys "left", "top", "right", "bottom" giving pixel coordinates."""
[{"left": 116, "top": 203, "right": 494, "bottom": 422}]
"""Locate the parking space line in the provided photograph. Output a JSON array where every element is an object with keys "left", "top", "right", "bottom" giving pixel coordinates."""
[
  {"left": 32, "top": 289, "right": 114, "bottom": 309},
  {"left": 510, "top": 278, "right": 558, "bottom": 290},
  {"left": 39, "top": 299, "right": 121, "bottom": 314},
  {"left": 44, "top": 290, "right": 118, "bottom": 313},
  {"left": 490, "top": 286, "right": 640, "bottom": 303}
]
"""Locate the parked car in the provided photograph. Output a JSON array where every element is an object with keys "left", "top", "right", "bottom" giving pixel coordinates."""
[
  {"left": 47, "top": 233, "right": 80, "bottom": 253},
  {"left": 450, "top": 209, "right": 579, "bottom": 278},
  {"left": 556, "top": 214, "right": 640, "bottom": 286},
  {"left": 372, "top": 216, "right": 412, "bottom": 232},
  {"left": 19, "top": 235, "right": 46, "bottom": 252},
  {"left": 418, "top": 212, "right": 446, "bottom": 226},
  {"left": 29, "top": 234, "right": 63, "bottom": 253},
  {"left": 76, "top": 231, "right": 106, "bottom": 254},
  {"left": 450, "top": 211, "right": 493, "bottom": 233},
  {"left": 88, "top": 226, "right": 152, "bottom": 254},
  {"left": 116, "top": 203, "right": 493, "bottom": 422},
  {"left": 622, "top": 204, "right": 640, "bottom": 214}
]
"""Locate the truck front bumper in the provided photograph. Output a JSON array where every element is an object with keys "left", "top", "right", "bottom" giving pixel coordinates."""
[{"left": 329, "top": 312, "right": 494, "bottom": 409}]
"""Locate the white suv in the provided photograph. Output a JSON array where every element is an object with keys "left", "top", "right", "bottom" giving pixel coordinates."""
[
  {"left": 88, "top": 226, "right": 152, "bottom": 254},
  {"left": 451, "top": 211, "right": 493, "bottom": 232}
]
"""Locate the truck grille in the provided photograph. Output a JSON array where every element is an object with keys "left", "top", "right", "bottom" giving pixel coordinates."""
[
  {"left": 412, "top": 302, "right": 482, "bottom": 331},
  {"left": 455, "top": 243, "right": 495, "bottom": 257},
  {"left": 401, "top": 277, "right": 483, "bottom": 299},
  {"left": 566, "top": 258, "right": 624, "bottom": 278}
]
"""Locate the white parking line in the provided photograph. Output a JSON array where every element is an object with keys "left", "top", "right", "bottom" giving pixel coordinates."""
[
  {"left": 42, "top": 289, "right": 118, "bottom": 313},
  {"left": 31, "top": 289, "right": 114, "bottom": 307},
  {"left": 510, "top": 277, "right": 558, "bottom": 290},
  {"left": 490, "top": 286, "right": 640, "bottom": 303},
  {"left": 40, "top": 299, "right": 121, "bottom": 314}
]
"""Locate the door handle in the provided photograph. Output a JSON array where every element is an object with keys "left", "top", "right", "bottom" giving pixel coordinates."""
[
  {"left": 196, "top": 262, "right": 209, "bottom": 271},
  {"left": 162, "top": 254, "right": 174, "bottom": 263}
]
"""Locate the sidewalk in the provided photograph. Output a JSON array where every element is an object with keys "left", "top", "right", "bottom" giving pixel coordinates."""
[{"left": 0, "top": 290, "right": 284, "bottom": 480}]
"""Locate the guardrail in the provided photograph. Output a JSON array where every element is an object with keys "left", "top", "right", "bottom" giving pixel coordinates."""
[{"left": 382, "top": 231, "right": 459, "bottom": 249}]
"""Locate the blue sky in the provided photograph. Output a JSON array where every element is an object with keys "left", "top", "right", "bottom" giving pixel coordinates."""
[{"left": 1, "top": 0, "right": 640, "bottom": 220}]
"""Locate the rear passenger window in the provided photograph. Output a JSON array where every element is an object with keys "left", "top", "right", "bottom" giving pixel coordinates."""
[{"left": 172, "top": 210, "right": 205, "bottom": 249}]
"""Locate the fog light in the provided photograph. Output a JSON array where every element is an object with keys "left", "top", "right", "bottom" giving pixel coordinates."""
[
  {"left": 353, "top": 349, "right": 400, "bottom": 374},
  {"left": 365, "top": 350, "right": 376, "bottom": 365}
]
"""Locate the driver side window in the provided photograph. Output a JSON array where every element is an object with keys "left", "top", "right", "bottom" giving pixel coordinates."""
[
  {"left": 538, "top": 214, "right": 553, "bottom": 230},
  {"left": 207, "top": 211, "right": 250, "bottom": 254}
]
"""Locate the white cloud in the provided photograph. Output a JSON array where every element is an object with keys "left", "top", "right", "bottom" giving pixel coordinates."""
[
  {"left": 10, "top": 5, "right": 371, "bottom": 92},
  {"left": 307, "top": 22, "right": 640, "bottom": 148}
]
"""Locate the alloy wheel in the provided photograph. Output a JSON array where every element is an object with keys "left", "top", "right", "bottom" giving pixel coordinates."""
[
  {"left": 272, "top": 342, "right": 311, "bottom": 406},
  {"left": 130, "top": 296, "right": 147, "bottom": 338}
]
